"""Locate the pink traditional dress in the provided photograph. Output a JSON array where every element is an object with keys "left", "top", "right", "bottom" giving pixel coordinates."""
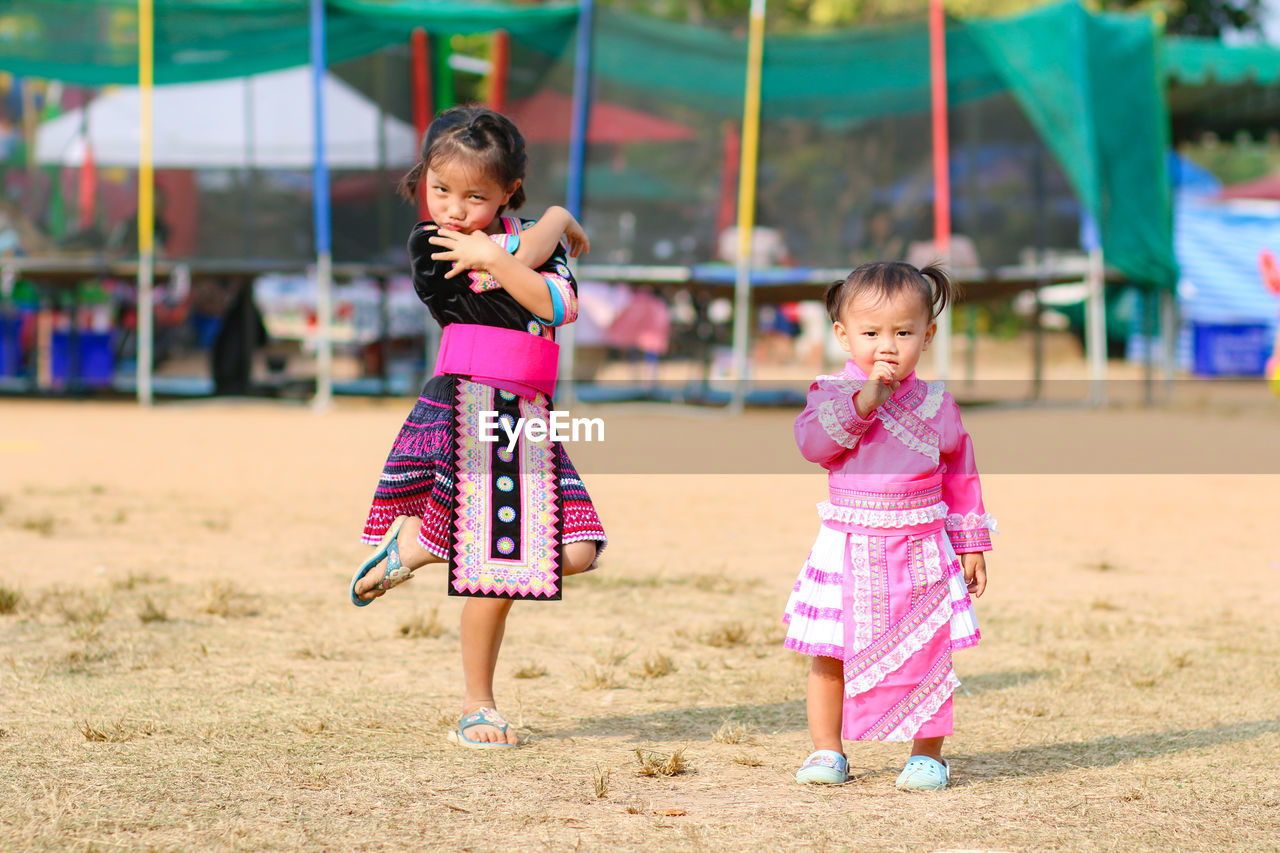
[{"left": 783, "top": 362, "right": 995, "bottom": 742}]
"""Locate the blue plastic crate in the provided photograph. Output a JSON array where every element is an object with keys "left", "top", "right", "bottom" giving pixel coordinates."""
[
  {"left": 1191, "top": 323, "right": 1273, "bottom": 377},
  {"left": 51, "top": 330, "right": 116, "bottom": 386},
  {"left": 0, "top": 315, "right": 20, "bottom": 377}
]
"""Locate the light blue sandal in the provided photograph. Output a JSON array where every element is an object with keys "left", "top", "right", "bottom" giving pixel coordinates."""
[
  {"left": 895, "top": 755, "right": 949, "bottom": 791},
  {"left": 349, "top": 516, "right": 412, "bottom": 607},
  {"left": 447, "top": 708, "right": 522, "bottom": 749},
  {"left": 795, "top": 749, "right": 849, "bottom": 784}
]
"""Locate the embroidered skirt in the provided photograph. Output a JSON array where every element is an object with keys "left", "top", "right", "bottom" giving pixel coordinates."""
[
  {"left": 783, "top": 493, "right": 980, "bottom": 742},
  {"left": 362, "top": 375, "right": 606, "bottom": 600}
]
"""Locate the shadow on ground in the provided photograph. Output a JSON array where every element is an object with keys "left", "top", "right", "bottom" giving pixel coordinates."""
[
  {"left": 958, "top": 669, "right": 1050, "bottom": 694},
  {"left": 555, "top": 669, "right": 1054, "bottom": 741},
  {"left": 954, "top": 718, "right": 1280, "bottom": 783},
  {"left": 553, "top": 700, "right": 807, "bottom": 741}
]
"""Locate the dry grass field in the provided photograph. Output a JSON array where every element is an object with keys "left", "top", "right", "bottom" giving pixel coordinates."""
[{"left": 2, "top": 386, "right": 1279, "bottom": 852}]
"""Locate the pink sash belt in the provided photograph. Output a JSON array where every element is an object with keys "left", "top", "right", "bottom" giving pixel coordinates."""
[
  {"left": 827, "top": 475, "right": 943, "bottom": 513},
  {"left": 434, "top": 323, "right": 559, "bottom": 399},
  {"left": 818, "top": 475, "right": 946, "bottom": 533}
]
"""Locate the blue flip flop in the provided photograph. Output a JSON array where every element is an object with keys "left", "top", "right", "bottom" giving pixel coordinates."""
[
  {"left": 349, "top": 516, "right": 411, "bottom": 607},
  {"left": 795, "top": 749, "right": 849, "bottom": 784},
  {"left": 447, "top": 708, "right": 522, "bottom": 749},
  {"left": 895, "top": 755, "right": 949, "bottom": 791}
]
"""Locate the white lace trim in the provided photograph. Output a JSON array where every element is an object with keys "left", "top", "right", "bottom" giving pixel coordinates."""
[
  {"left": 847, "top": 534, "right": 873, "bottom": 654},
  {"left": 916, "top": 381, "right": 946, "bottom": 419},
  {"left": 815, "top": 374, "right": 866, "bottom": 392},
  {"left": 817, "top": 376, "right": 944, "bottom": 418},
  {"left": 945, "top": 512, "right": 999, "bottom": 533},
  {"left": 921, "top": 536, "right": 946, "bottom": 584},
  {"left": 843, "top": 594, "right": 951, "bottom": 697},
  {"left": 817, "top": 400, "right": 860, "bottom": 449},
  {"left": 882, "top": 669, "right": 960, "bottom": 742},
  {"left": 817, "top": 501, "right": 946, "bottom": 528},
  {"left": 876, "top": 410, "right": 940, "bottom": 463}
]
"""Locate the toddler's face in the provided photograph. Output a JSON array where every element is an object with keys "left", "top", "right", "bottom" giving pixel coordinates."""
[
  {"left": 833, "top": 289, "right": 936, "bottom": 381},
  {"left": 424, "top": 158, "right": 519, "bottom": 235}
]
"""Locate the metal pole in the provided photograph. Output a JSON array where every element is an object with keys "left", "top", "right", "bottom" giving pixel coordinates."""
[
  {"left": 375, "top": 50, "right": 391, "bottom": 260},
  {"left": 376, "top": 51, "right": 391, "bottom": 394},
  {"left": 137, "top": 0, "right": 155, "bottom": 406},
  {"left": 244, "top": 76, "right": 257, "bottom": 258},
  {"left": 310, "top": 0, "right": 333, "bottom": 409},
  {"left": 411, "top": 27, "right": 433, "bottom": 377},
  {"left": 489, "top": 30, "right": 510, "bottom": 113},
  {"left": 731, "top": 0, "right": 766, "bottom": 414},
  {"left": 1085, "top": 247, "right": 1107, "bottom": 406},
  {"left": 566, "top": 0, "right": 593, "bottom": 222},
  {"left": 564, "top": 0, "right": 594, "bottom": 407},
  {"left": 1143, "top": 286, "right": 1155, "bottom": 405},
  {"left": 928, "top": 0, "right": 951, "bottom": 381},
  {"left": 1160, "top": 288, "right": 1177, "bottom": 400},
  {"left": 411, "top": 29, "right": 433, "bottom": 222},
  {"left": 1032, "top": 143, "right": 1047, "bottom": 401}
]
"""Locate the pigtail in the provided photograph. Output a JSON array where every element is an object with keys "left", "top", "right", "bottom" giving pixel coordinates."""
[
  {"left": 828, "top": 261, "right": 950, "bottom": 324},
  {"left": 396, "top": 161, "right": 424, "bottom": 203},
  {"left": 824, "top": 277, "right": 848, "bottom": 324},
  {"left": 917, "top": 262, "right": 957, "bottom": 319},
  {"left": 507, "top": 184, "right": 526, "bottom": 212}
]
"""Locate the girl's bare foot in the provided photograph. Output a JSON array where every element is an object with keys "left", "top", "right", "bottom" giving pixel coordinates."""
[
  {"left": 354, "top": 517, "right": 440, "bottom": 602},
  {"left": 456, "top": 704, "right": 521, "bottom": 746}
]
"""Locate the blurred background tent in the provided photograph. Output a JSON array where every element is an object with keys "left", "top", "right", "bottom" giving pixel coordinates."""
[
  {"left": 1166, "top": 160, "right": 1280, "bottom": 377},
  {"left": 0, "top": 1, "right": 586, "bottom": 264},
  {"left": 5, "top": 0, "right": 1280, "bottom": 398},
  {"left": 0, "top": 0, "right": 577, "bottom": 85},
  {"left": 33, "top": 67, "right": 418, "bottom": 169},
  {"left": 518, "top": 1, "right": 1178, "bottom": 293},
  {"left": 1219, "top": 173, "right": 1280, "bottom": 202},
  {"left": 2, "top": 0, "right": 1176, "bottom": 285},
  {"left": 1164, "top": 35, "right": 1280, "bottom": 141},
  {"left": 1175, "top": 197, "right": 1280, "bottom": 375}
]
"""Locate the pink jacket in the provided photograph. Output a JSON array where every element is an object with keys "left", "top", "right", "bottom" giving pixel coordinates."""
[{"left": 794, "top": 362, "right": 994, "bottom": 553}]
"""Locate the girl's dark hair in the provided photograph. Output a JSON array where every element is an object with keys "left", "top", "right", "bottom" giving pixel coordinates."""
[
  {"left": 824, "top": 261, "right": 957, "bottom": 324},
  {"left": 397, "top": 105, "right": 527, "bottom": 213}
]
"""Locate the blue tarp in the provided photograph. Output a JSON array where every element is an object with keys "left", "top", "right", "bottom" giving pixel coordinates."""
[
  {"left": 1176, "top": 197, "right": 1280, "bottom": 328},
  {"left": 1168, "top": 183, "right": 1280, "bottom": 375}
]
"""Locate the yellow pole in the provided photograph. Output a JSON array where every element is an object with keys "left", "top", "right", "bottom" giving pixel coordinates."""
[
  {"left": 137, "top": 0, "right": 155, "bottom": 405},
  {"left": 730, "top": 0, "right": 766, "bottom": 413}
]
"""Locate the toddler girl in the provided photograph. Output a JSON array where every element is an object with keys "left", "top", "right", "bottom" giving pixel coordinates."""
[{"left": 784, "top": 261, "right": 994, "bottom": 790}]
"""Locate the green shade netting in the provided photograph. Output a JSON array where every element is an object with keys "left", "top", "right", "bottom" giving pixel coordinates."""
[
  {"left": 0, "top": 0, "right": 577, "bottom": 85},
  {"left": 960, "top": 3, "right": 1175, "bottom": 289},
  {"left": 332, "top": 0, "right": 577, "bottom": 33},
  {"left": 1163, "top": 36, "right": 1280, "bottom": 84},
  {"left": 0, "top": 0, "right": 1176, "bottom": 288},
  {"left": 585, "top": 2, "right": 1175, "bottom": 289},
  {"left": 591, "top": 8, "right": 1007, "bottom": 122}
]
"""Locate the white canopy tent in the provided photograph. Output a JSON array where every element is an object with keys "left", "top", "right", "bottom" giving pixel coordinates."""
[
  {"left": 35, "top": 66, "right": 417, "bottom": 169},
  {"left": 30, "top": 65, "right": 418, "bottom": 404}
]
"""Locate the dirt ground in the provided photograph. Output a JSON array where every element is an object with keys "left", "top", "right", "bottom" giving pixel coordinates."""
[{"left": 2, "top": 375, "right": 1279, "bottom": 851}]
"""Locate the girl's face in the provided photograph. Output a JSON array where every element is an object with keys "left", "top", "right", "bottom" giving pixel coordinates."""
[
  {"left": 832, "top": 288, "right": 936, "bottom": 381},
  {"left": 424, "top": 158, "right": 520, "bottom": 234}
]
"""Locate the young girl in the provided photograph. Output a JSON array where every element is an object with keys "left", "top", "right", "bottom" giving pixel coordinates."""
[
  {"left": 783, "top": 261, "right": 994, "bottom": 790},
  {"left": 349, "top": 106, "right": 606, "bottom": 749}
]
